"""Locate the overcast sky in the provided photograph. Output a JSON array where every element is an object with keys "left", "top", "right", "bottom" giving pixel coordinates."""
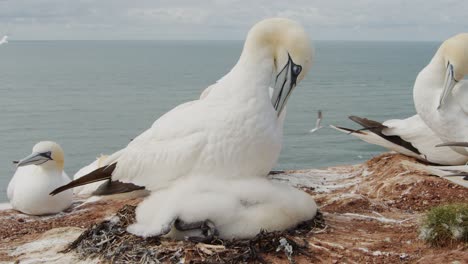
[{"left": 0, "top": 0, "right": 467, "bottom": 41}]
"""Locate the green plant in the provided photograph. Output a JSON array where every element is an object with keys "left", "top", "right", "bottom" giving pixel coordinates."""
[{"left": 419, "top": 203, "right": 468, "bottom": 247}]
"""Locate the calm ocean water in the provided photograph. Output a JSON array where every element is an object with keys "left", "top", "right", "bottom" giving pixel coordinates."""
[{"left": 0, "top": 40, "right": 440, "bottom": 201}]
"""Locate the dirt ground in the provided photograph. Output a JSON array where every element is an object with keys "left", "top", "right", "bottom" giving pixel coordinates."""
[{"left": 1, "top": 153, "right": 467, "bottom": 263}]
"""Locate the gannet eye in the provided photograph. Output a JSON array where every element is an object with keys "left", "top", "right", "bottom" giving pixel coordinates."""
[
  {"left": 292, "top": 65, "right": 302, "bottom": 76},
  {"left": 40, "top": 151, "right": 53, "bottom": 160}
]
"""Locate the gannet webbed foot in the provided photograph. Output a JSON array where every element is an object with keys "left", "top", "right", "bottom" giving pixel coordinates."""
[{"left": 174, "top": 219, "right": 219, "bottom": 242}]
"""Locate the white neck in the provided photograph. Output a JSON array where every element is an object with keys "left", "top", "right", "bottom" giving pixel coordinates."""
[
  {"left": 413, "top": 53, "right": 446, "bottom": 114},
  {"left": 207, "top": 47, "right": 274, "bottom": 106},
  {"left": 39, "top": 161, "right": 63, "bottom": 173}
]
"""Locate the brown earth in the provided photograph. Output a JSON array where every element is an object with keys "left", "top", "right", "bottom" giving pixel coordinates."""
[{"left": 1, "top": 153, "right": 467, "bottom": 263}]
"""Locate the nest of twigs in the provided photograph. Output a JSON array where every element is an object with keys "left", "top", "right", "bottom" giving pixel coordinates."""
[{"left": 64, "top": 205, "right": 326, "bottom": 263}]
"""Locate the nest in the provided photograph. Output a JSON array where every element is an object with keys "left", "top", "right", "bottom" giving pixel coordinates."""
[{"left": 64, "top": 205, "right": 326, "bottom": 263}]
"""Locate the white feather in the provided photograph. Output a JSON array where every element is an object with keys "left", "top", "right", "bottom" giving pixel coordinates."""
[
  {"left": 331, "top": 114, "right": 468, "bottom": 165},
  {"left": 127, "top": 177, "right": 317, "bottom": 239},
  {"left": 8, "top": 166, "right": 72, "bottom": 215}
]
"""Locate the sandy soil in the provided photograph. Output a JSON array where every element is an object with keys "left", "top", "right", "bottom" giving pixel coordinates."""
[{"left": 1, "top": 153, "right": 467, "bottom": 263}]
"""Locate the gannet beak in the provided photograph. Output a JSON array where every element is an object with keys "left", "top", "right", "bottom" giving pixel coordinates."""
[
  {"left": 437, "top": 62, "right": 458, "bottom": 110},
  {"left": 436, "top": 142, "right": 468, "bottom": 148},
  {"left": 16, "top": 151, "right": 53, "bottom": 167},
  {"left": 271, "top": 53, "right": 302, "bottom": 116}
]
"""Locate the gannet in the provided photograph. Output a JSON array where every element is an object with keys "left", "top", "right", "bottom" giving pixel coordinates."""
[
  {"left": 414, "top": 33, "right": 468, "bottom": 156},
  {"left": 0, "top": 35, "right": 8, "bottom": 45},
  {"left": 71, "top": 86, "right": 286, "bottom": 198},
  {"left": 309, "top": 110, "right": 323, "bottom": 133},
  {"left": 8, "top": 141, "right": 72, "bottom": 215},
  {"left": 51, "top": 17, "right": 313, "bottom": 195},
  {"left": 127, "top": 177, "right": 317, "bottom": 240},
  {"left": 331, "top": 115, "right": 468, "bottom": 165}
]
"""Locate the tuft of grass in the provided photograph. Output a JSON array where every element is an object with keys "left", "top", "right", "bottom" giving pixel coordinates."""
[{"left": 419, "top": 203, "right": 468, "bottom": 247}]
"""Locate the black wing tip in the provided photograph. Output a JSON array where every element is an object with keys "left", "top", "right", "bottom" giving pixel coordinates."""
[
  {"left": 333, "top": 125, "right": 366, "bottom": 135},
  {"left": 50, "top": 185, "right": 68, "bottom": 196},
  {"left": 49, "top": 163, "right": 117, "bottom": 196}
]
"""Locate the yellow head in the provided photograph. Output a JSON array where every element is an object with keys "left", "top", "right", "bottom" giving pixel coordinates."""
[
  {"left": 439, "top": 33, "right": 468, "bottom": 81},
  {"left": 241, "top": 18, "right": 314, "bottom": 115},
  {"left": 436, "top": 33, "right": 468, "bottom": 109},
  {"left": 17, "top": 141, "right": 65, "bottom": 171}
]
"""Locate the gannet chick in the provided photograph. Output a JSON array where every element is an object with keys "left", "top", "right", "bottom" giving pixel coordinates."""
[
  {"left": 50, "top": 17, "right": 313, "bottom": 195},
  {"left": 127, "top": 177, "right": 317, "bottom": 240},
  {"left": 414, "top": 33, "right": 468, "bottom": 156},
  {"left": 7, "top": 141, "right": 72, "bottom": 215},
  {"left": 331, "top": 115, "right": 468, "bottom": 165}
]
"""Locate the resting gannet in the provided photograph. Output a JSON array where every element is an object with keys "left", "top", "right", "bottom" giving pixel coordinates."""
[
  {"left": 8, "top": 141, "right": 72, "bottom": 215},
  {"left": 331, "top": 115, "right": 468, "bottom": 165},
  {"left": 127, "top": 177, "right": 317, "bottom": 240},
  {"left": 414, "top": 33, "right": 468, "bottom": 156},
  {"left": 51, "top": 18, "right": 313, "bottom": 195}
]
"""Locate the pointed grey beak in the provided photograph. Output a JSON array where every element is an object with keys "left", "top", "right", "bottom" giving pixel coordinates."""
[
  {"left": 16, "top": 151, "right": 53, "bottom": 167},
  {"left": 437, "top": 62, "right": 458, "bottom": 110},
  {"left": 271, "top": 53, "right": 302, "bottom": 116},
  {"left": 436, "top": 142, "right": 468, "bottom": 148}
]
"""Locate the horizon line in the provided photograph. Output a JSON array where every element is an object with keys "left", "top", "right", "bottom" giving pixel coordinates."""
[{"left": 5, "top": 38, "right": 442, "bottom": 43}]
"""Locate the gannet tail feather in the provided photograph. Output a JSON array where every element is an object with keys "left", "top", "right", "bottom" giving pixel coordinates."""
[
  {"left": 50, "top": 163, "right": 117, "bottom": 195},
  {"left": 347, "top": 115, "right": 421, "bottom": 154},
  {"left": 92, "top": 180, "right": 145, "bottom": 196}
]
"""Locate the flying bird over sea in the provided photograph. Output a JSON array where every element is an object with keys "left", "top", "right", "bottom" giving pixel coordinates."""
[
  {"left": 0, "top": 35, "right": 8, "bottom": 45},
  {"left": 309, "top": 110, "right": 323, "bottom": 133},
  {"left": 8, "top": 141, "right": 72, "bottom": 215},
  {"left": 331, "top": 115, "right": 468, "bottom": 165}
]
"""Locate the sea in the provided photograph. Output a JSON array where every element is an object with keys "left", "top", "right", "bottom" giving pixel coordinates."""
[{"left": 0, "top": 40, "right": 441, "bottom": 201}]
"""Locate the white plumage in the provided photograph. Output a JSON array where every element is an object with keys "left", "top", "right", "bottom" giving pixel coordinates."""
[
  {"left": 331, "top": 115, "right": 468, "bottom": 165},
  {"left": 52, "top": 18, "right": 316, "bottom": 239},
  {"left": 96, "top": 18, "right": 313, "bottom": 191},
  {"left": 414, "top": 33, "right": 468, "bottom": 156},
  {"left": 127, "top": 177, "right": 317, "bottom": 239},
  {"left": 8, "top": 141, "right": 72, "bottom": 215}
]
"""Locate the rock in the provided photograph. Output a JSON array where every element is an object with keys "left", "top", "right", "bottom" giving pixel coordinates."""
[{"left": 1, "top": 153, "right": 467, "bottom": 263}]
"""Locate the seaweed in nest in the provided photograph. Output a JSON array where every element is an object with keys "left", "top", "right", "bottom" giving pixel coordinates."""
[{"left": 65, "top": 205, "right": 326, "bottom": 263}]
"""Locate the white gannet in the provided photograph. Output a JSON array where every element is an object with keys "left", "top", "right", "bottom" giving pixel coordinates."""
[
  {"left": 309, "top": 110, "right": 323, "bottom": 133},
  {"left": 7, "top": 141, "right": 72, "bottom": 215},
  {"left": 51, "top": 17, "right": 313, "bottom": 195},
  {"left": 127, "top": 177, "right": 317, "bottom": 240},
  {"left": 414, "top": 33, "right": 468, "bottom": 156},
  {"left": 71, "top": 87, "right": 286, "bottom": 197},
  {"left": 331, "top": 115, "right": 468, "bottom": 165},
  {"left": 0, "top": 35, "right": 8, "bottom": 45}
]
